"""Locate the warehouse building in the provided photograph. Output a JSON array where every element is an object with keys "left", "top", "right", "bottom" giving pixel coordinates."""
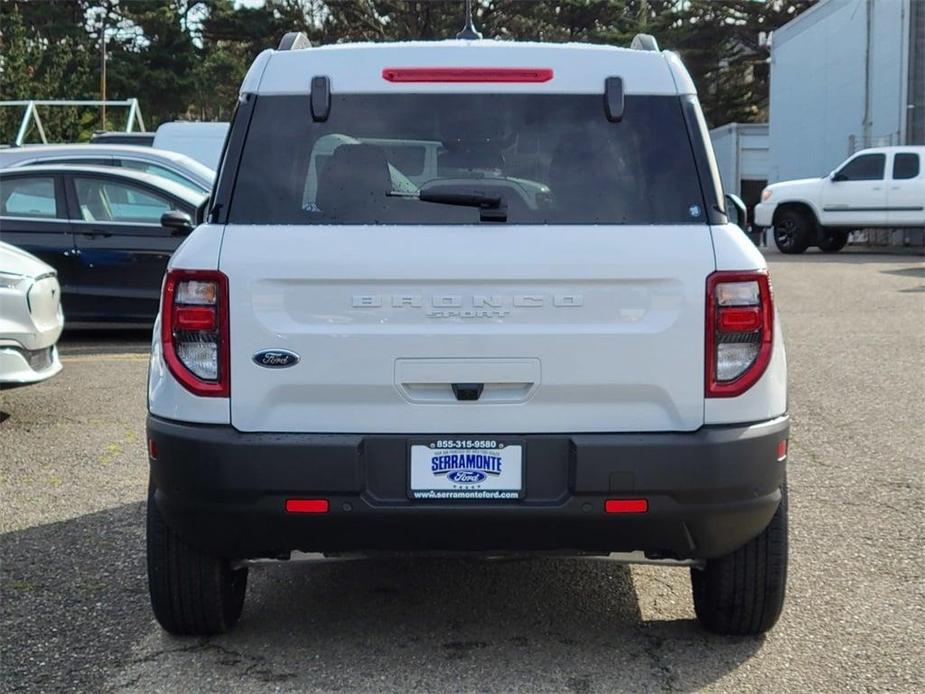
[
  {"left": 767, "top": 0, "right": 924, "bottom": 183},
  {"left": 709, "top": 122, "right": 769, "bottom": 226}
]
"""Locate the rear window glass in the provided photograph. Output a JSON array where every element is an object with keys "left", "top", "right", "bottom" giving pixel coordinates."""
[
  {"left": 892, "top": 153, "right": 920, "bottom": 180},
  {"left": 229, "top": 94, "right": 707, "bottom": 225}
]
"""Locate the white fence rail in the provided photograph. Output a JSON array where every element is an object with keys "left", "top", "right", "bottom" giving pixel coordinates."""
[{"left": 1, "top": 99, "right": 146, "bottom": 146}]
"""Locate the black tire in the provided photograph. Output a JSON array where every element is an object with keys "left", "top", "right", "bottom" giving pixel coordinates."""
[
  {"left": 773, "top": 209, "right": 812, "bottom": 254},
  {"left": 818, "top": 230, "right": 849, "bottom": 253},
  {"left": 690, "top": 484, "right": 788, "bottom": 635},
  {"left": 146, "top": 484, "right": 247, "bottom": 635}
]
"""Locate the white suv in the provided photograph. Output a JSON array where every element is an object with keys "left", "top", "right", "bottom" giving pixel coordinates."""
[
  {"left": 145, "top": 33, "right": 790, "bottom": 637},
  {"left": 754, "top": 146, "right": 925, "bottom": 253}
]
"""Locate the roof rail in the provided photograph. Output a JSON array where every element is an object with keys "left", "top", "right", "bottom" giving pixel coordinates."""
[
  {"left": 278, "top": 32, "right": 311, "bottom": 51},
  {"left": 630, "top": 34, "right": 659, "bottom": 51}
]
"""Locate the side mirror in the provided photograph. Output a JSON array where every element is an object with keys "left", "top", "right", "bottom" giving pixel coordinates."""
[
  {"left": 831, "top": 171, "right": 848, "bottom": 182},
  {"left": 195, "top": 198, "right": 208, "bottom": 225},
  {"left": 724, "top": 193, "right": 747, "bottom": 229},
  {"left": 160, "top": 210, "right": 193, "bottom": 235}
]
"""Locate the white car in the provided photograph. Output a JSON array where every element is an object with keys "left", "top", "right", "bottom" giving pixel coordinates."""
[
  {"left": 754, "top": 146, "right": 925, "bottom": 253},
  {"left": 152, "top": 122, "right": 230, "bottom": 170},
  {"left": 0, "top": 144, "right": 215, "bottom": 195},
  {"left": 145, "top": 33, "right": 789, "bottom": 638},
  {"left": 0, "top": 241, "right": 63, "bottom": 387}
]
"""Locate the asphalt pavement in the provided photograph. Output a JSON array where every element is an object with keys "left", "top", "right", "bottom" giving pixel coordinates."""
[{"left": 1, "top": 249, "right": 923, "bottom": 693}]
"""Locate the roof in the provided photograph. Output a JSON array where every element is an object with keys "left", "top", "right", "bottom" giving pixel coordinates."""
[
  {"left": 853, "top": 145, "right": 925, "bottom": 154},
  {"left": 0, "top": 143, "right": 215, "bottom": 185},
  {"left": 0, "top": 163, "right": 207, "bottom": 204},
  {"left": 772, "top": 0, "right": 842, "bottom": 49},
  {"left": 243, "top": 39, "right": 695, "bottom": 97},
  {"left": 709, "top": 122, "right": 769, "bottom": 137}
]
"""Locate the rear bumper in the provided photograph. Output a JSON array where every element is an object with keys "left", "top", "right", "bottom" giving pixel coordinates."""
[{"left": 147, "top": 414, "right": 789, "bottom": 560}]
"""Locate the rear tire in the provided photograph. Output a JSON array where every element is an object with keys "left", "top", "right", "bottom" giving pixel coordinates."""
[
  {"left": 690, "top": 484, "right": 788, "bottom": 635},
  {"left": 818, "top": 230, "right": 849, "bottom": 253},
  {"left": 773, "top": 209, "right": 812, "bottom": 254},
  {"left": 146, "top": 484, "right": 247, "bottom": 635}
]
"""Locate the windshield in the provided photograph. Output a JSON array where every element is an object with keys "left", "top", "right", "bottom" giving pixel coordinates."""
[{"left": 228, "top": 93, "right": 707, "bottom": 225}]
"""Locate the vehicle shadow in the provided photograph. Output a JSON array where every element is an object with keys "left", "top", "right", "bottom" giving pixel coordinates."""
[
  {"left": 0, "top": 503, "right": 149, "bottom": 694},
  {"left": 764, "top": 249, "right": 925, "bottom": 264},
  {"left": 213, "top": 557, "right": 765, "bottom": 692},
  {"left": 57, "top": 329, "right": 153, "bottom": 356},
  {"left": 2, "top": 503, "right": 764, "bottom": 693}
]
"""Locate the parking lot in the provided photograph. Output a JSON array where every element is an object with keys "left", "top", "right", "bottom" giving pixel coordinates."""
[{"left": 1, "top": 249, "right": 923, "bottom": 693}]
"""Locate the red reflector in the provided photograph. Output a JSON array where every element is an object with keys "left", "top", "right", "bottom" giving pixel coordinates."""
[
  {"left": 382, "top": 67, "right": 553, "bottom": 83},
  {"left": 718, "top": 306, "right": 762, "bottom": 332},
  {"left": 147, "top": 438, "right": 157, "bottom": 460},
  {"left": 285, "top": 499, "right": 329, "bottom": 514},
  {"left": 174, "top": 305, "right": 217, "bottom": 331},
  {"left": 605, "top": 499, "right": 648, "bottom": 514},
  {"left": 777, "top": 439, "right": 788, "bottom": 461}
]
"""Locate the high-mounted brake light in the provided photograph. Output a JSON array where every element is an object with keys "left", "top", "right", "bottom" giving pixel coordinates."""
[
  {"left": 706, "top": 271, "right": 774, "bottom": 397},
  {"left": 382, "top": 67, "right": 553, "bottom": 83},
  {"left": 161, "top": 269, "right": 230, "bottom": 397}
]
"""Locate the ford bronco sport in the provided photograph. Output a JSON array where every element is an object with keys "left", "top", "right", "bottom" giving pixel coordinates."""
[{"left": 146, "top": 33, "right": 789, "bottom": 637}]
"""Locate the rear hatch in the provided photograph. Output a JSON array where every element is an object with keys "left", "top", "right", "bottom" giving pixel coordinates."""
[{"left": 220, "top": 85, "right": 716, "bottom": 434}]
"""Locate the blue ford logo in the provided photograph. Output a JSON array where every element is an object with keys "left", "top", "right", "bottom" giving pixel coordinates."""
[
  {"left": 253, "top": 349, "right": 300, "bottom": 368},
  {"left": 447, "top": 470, "right": 487, "bottom": 484}
]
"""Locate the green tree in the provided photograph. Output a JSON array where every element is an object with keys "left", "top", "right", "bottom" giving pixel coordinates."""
[
  {"left": 104, "top": 0, "right": 204, "bottom": 125},
  {"left": 1, "top": 0, "right": 820, "bottom": 138},
  {"left": 662, "top": 0, "right": 816, "bottom": 126},
  {"left": 0, "top": 0, "right": 96, "bottom": 143}
]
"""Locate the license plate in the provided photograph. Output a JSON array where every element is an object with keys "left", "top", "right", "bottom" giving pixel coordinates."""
[{"left": 409, "top": 439, "right": 523, "bottom": 500}]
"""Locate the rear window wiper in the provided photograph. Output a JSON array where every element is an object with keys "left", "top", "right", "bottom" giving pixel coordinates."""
[{"left": 388, "top": 190, "right": 508, "bottom": 222}]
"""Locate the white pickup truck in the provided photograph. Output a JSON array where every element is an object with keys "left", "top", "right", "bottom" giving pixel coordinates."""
[
  {"left": 145, "top": 32, "right": 790, "bottom": 638},
  {"left": 754, "top": 146, "right": 925, "bottom": 253}
]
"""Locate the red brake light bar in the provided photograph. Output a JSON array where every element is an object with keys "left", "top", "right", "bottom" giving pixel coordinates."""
[
  {"left": 174, "top": 305, "right": 217, "bottom": 331},
  {"left": 382, "top": 67, "right": 553, "bottom": 83}
]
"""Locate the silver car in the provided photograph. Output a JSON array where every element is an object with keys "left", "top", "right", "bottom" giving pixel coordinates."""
[{"left": 0, "top": 144, "right": 215, "bottom": 194}]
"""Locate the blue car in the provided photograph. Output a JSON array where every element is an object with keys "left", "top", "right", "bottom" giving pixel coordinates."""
[{"left": 0, "top": 164, "right": 206, "bottom": 325}]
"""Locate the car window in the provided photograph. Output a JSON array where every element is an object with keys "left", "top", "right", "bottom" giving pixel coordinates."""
[
  {"left": 892, "top": 153, "right": 920, "bottom": 180},
  {"left": 0, "top": 176, "right": 58, "bottom": 219},
  {"left": 39, "top": 157, "right": 111, "bottom": 166},
  {"left": 73, "top": 177, "right": 176, "bottom": 223},
  {"left": 229, "top": 94, "right": 708, "bottom": 225},
  {"left": 837, "top": 153, "right": 885, "bottom": 181},
  {"left": 117, "top": 159, "right": 207, "bottom": 193}
]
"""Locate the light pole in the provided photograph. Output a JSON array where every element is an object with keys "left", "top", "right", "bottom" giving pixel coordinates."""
[{"left": 100, "top": 12, "right": 107, "bottom": 129}]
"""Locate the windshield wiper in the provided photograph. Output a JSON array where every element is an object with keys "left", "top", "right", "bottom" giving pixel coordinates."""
[{"left": 388, "top": 190, "right": 508, "bottom": 222}]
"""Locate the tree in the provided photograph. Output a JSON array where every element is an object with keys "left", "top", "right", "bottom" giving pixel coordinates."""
[
  {"left": 103, "top": 1, "right": 204, "bottom": 125},
  {"left": 1, "top": 0, "right": 820, "bottom": 138},
  {"left": 0, "top": 0, "right": 96, "bottom": 143}
]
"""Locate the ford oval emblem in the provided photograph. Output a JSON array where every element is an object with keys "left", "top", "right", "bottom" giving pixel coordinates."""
[
  {"left": 447, "top": 470, "right": 487, "bottom": 484},
  {"left": 253, "top": 349, "right": 300, "bottom": 369}
]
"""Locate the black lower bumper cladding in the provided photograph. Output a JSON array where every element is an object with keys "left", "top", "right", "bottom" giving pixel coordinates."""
[{"left": 147, "top": 414, "right": 789, "bottom": 561}]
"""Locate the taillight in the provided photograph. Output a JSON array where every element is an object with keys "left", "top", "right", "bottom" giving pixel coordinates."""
[
  {"left": 161, "top": 269, "right": 229, "bottom": 397},
  {"left": 706, "top": 271, "right": 773, "bottom": 397}
]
